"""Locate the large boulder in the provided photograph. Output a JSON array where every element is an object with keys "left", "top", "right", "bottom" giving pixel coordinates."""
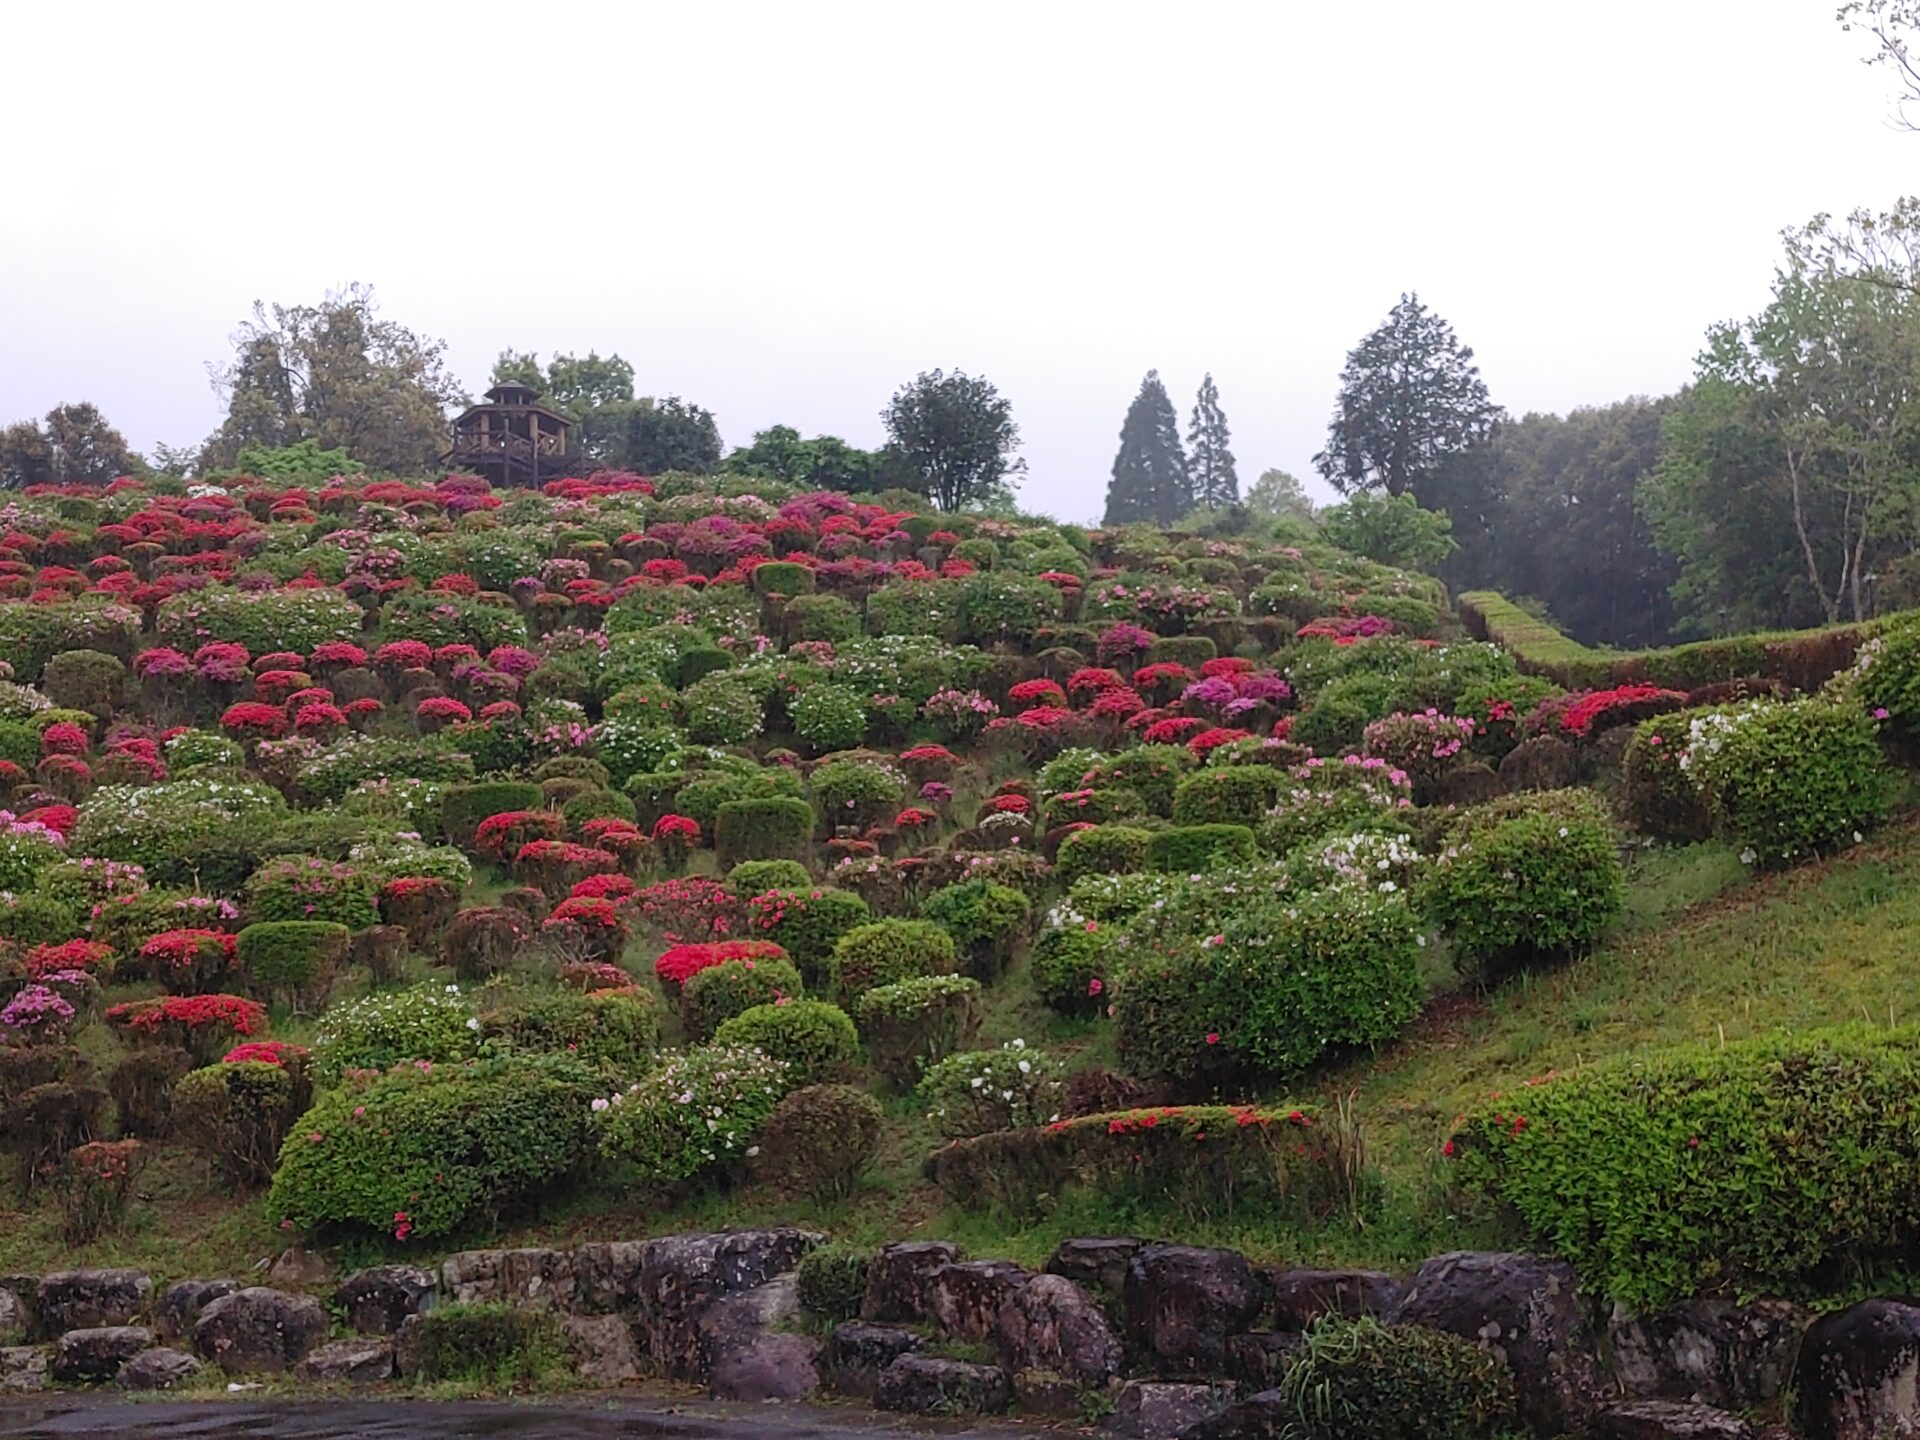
[
  {"left": 1123, "top": 1244, "right": 1265, "bottom": 1374},
  {"left": 52, "top": 1326, "right": 153, "bottom": 1384},
  {"left": 297, "top": 1337, "right": 395, "bottom": 1385},
  {"left": 827, "top": 1322, "right": 921, "bottom": 1399},
  {"left": 1589, "top": 1400, "right": 1757, "bottom": 1440},
  {"left": 1047, "top": 1237, "right": 1144, "bottom": 1300},
  {"left": 1389, "top": 1250, "right": 1607, "bottom": 1436},
  {"left": 1106, "top": 1379, "right": 1238, "bottom": 1439},
  {"left": 571, "top": 1240, "right": 648, "bottom": 1315},
  {"left": 155, "top": 1280, "right": 239, "bottom": 1343},
  {"left": 1606, "top": 1297, "right": 1807, "bottom": 1410},
  {"left": 192, "top": 1286, "right": 329, "bottom": 1375},
  {"left": 928, "top": 1260, "right": 1031, "bottom": 1341},
  {"left": 560, "top": 1314, "right": 641, "bottom": 1387},
  {"left": 335, "top": 1266, "right": 438, "bottom": 1336},
  {"left": 0, "top": 1289, "right": 26, "bottom": 1346},
  {"left": 35, "top": 1270, "right": 151, "bottom": 1336},
  {"left": 116, "top": 1346, "right": 201, "bottom": 1392},
  {"left": 1223, "top": 1331, "right": 1299, "bottom": 1389},
  {"left": 440, "top": 1248, "right": 574, "bottom": 1309},
  {"left": 631, "top": 1229, "right": 820, "bottom": 1381},
  {"left": 1796, "top": 1298, "right": 1920, "bottom": 1440},
  {"left": 862, "top": 1240, "right": 962, "bottom": 1323},
  {"left": 996, "top": 1273, "right": 1124, "bottom": 1386},
  {"left": 0, "top": 1346, "right": 47, "bottom": 1393},
  {"left": 1267, "top": 1268, "right": 1399, "bottom": 1330},
  {"left": 875, "top": 1354, "right": 1011, "bottom": 1415},
  {"left": 699, "top": 1273, "right": 821, "bottom": 1402}
]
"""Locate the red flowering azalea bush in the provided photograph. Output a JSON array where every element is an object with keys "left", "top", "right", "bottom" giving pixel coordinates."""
[
  {"left": 220, "top": 701, "right": 287, "bottom": 741},
  {"left": 513, "top": 839, "right": 619, "bottom": 900},
  {"left": 633, "top": 875, "right": 737, "bottom": 942},
  {"left": 474, "top": 809, "right": 566, "bottom": 863},
  {"left": 139, "top": 927, "right": 239, "bottom": 994},
  {"left": 543, "top": 895, "right": 630, "bottom": 962},
  {"left": 1007, "top": 679, "right": 1068, "bottom": 708},
  {"left": 106, "top": 993, "right": 268, "bottom": 1062},
  {"left": 654, "top": 938, "right": 788, "bottom": 993}
]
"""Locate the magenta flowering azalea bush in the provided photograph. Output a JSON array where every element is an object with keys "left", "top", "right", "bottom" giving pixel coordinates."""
[{"left": 1360, "top": 709, "right": 1479, "bottom": 796}]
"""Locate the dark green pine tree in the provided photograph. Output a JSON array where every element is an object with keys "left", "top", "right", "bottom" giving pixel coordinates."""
[
  {"left": 1186, "top": 372, "right": 1239, "bottom": 508},
  {"left": 1102, "top": 370, "right": 1190, "bottom": 525}
]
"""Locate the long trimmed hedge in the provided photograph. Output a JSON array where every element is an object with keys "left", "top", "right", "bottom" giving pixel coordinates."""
[
  {"left": 1457, "top": 590, "right": 1901, "bottom": 693},
  {"left": 925, "top": 1104, "right": 1361, "bottom": 1220},
  {"left": 1449, "top": 1025, "right": 1920, "bottom": 1309}
]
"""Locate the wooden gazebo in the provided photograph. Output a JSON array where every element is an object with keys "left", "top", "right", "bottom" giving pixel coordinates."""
[{"left": 443, "top": 382, "right": 575, "bottom": 487}]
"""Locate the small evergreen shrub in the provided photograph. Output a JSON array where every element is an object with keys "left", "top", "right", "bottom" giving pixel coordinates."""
[
  {"left": 1274, "top": 1316, "right": 1517, "bottom": 1440},
  {"left": 1029, "top": 919, "right": 1118, "bottom": 1017},
  {"left": 726, "top": 859, "right": 811, "bottom": 896},
  {"left": 796, "top": 1241, "right": 872, "bottom": 1321},
  {"left": 1145, "top": 824, "right": 1258, "bottom": 874},
  {"left": 745, "top": 888, "right": 870, "bottom": 984},
  {"left": 174, "top": 1060, "right": 300, "bottom": 1187},
  {"left": 1054, "top": 824, "right": 1152, "bottom": 886},
  {"left": 1422, "top": 788, "right": 1624, "bottom": 978},
  {"left": 853, "top": 974, "right": 982, "bottom": 1085},
  {"left": 1171, "top": 766, "right": 1283, "bottom": 827},
  {"left": 560, "top": 788, "right": 636, "bottom": 835},
  {"left": 829, "top": 919, "right": 958, "bottom": 1001},
  {"left": 479, "top": 987, "right": 658, "bottom": 1073},
  {"left": 714, "top": 1000, "right": 859, "bottom": 1086},
  {"left": 789, "top": 687, "right": 869, "bottom": 752},
  {"left": 596, "top": 1043, "right": 791, "bottom": 1186},
  {"left": 920, "top": 879, "right": 1031, "bottom": 978},
  {"left": 310, "top": 983, "right": 480, "bottom": 1084},
  {"left": 754, "top": 1085, "right": 883, "bottom": 1201},
  {"left": 243, "top": 855, "right": 380, "bottom": 929},
  {"left": 680, "top": 955, "right": 807, "bottom": 1040},
  {"left": 715, "top": 797, "right": 816, "bottom": 869},
  {"left": 235, "top": 921, "right": 350, "bottom": 1004},
  {"left": 920, "top": 1040, "right": 1067, "bottom": 1138},
  {"left": 1619, "top": 711, "right": 1713, "bottom": 841}
]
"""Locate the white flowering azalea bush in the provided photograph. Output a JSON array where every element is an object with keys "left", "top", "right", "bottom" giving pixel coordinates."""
[
  {"left": 1679, "top": 696, "right": 1889, "bottom": 868},
  {"left": 311, "top": 983, "right": 482, "bottom": 1084},
  {"left": 155, "top": 586, "right": 362, "bottom": 655},
  {"left": 71, "top": 777, "right": 286, "bottom": 871},
  {"left": 596, "top": 1044, "right": 791, "bottom": 1185},
  {"left": 919, "top": 1040, "right": 1067, "bottom": 1138},
  {"left": 1288, "top": 829, "right": 1424, "bottom": 896},
  {"left": 1421, "top": 788, "right": 1624, "bottom": 979}
]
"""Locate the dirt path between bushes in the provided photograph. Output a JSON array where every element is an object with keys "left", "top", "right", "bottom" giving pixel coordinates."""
[{"left": 0, "top": 1398, "right": 1054, "bottom": 1440}]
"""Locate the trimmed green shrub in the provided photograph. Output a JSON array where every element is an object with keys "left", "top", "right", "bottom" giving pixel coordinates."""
[
  {"left": 235, "top": 921, "right": 350, "bottom": 1002},
  {"left": 41, "top": 649, "right": 126, "bottom": 717},
  {"left": 920, "top": 1041, "right": 1066, "bottom": 1139},
  {"left": 1148, "top": 635, "right": 1217, "bottom": 668},
  {"left": 714, "top": 1000, "right": 859, "bottom": 1087},
  {"left": 408, "top": 1303, "right": 563, "bottom": 1387},
  {"left": 921, "top": 879, "right": 1031, "bottom": 979},
  {"left": 680, "top": 955, "right": 807, "bottom": 1040},
  {"left": 829, "top": 919, "right": 958, "bottom": 1001},
  {"left": 1171, "top": 766, "right": 1283, "bottom": 828},
  {"left": 1055, "top": 824, "right": 1152, "bottom": 886},
  {"left": 560, "top": 788, "right": 636, "bottom": 835},
  {"left": 726, "top": 859, "right": 811, "bottom": 896},
  {"left": 1682, "top": 697, "right": 1890, "bottom": 866},
  {"left": 752, "top": 561, "right": 815, "bottom": 598},
  {"left": 795, "top": 1241, "right": 872, "bottom": 1320},
  {"left": 1088, "top": 744, "right": 1195, "bottom": 816},
  {"left": 1450, "top": 1025, "right": 1920, "bottom": 1310},
  {"left": 1114, "top": 882, "right": 1424, "bottom": 1086},
  {"left": 785, "top": 594, "right": 863, "bottom": 644},
  {"left": 789, "top": 687, "right": 869, "bottom": 752},
  {"left": 310, "top": 983, "right": 480, "bottom": 1084},
  {"left": 745, "top": 888, "right": 871, "bottom": 984},
  {"left": 479, "top": 987, "right": 658, "bottom": 1073},
  {"left": 679, "top": 674, "right": 761, "bottom": 744},
  {"left": 267, "top": 1055, "right": 598, "bottom": 1240},
  {"left": 0, "top": 895, "right": 78, "bottom": 947},
  {"left": 1145, "top": 824, "right": 1259, "bottom": 874},
  {"left": 1422, "top": 788, "right": 1625, "bottom": 978},
  {"left": 174, "top": 1060, "right": 300, "bottom": 1187},
  {"left": 809, "top": 757, "right": 906, "bottom": 828},
  {"left": 853, "top": 974, "right": 982, "bottom": 1086},
  {"left": 715, "top": 797, "right": 816, "bottom": 869},
  {"left": 596, "top": 1043, "right": 791, "bottom": 1186},
  {"left": 1030, "top": 920, "right": 1119, "bottom": 1017},
  {"left": 243, "top": 855, "right": 379, "bottom": 929},
  {"left": 1273, "top": 1316, "right": 1517, "bottom": 1440},
  {"left": 755, "top": 1086, "right": 883, "bottom": 1202},
  {"left": 1619, "top": 712, "right": 1713, "bottom": 841}
]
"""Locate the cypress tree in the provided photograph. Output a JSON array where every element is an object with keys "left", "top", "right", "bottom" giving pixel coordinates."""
[
  {"left": 1102, "top": 370, "right": 1190, "bottom": 526},
  {"left": 1186, "top": 372, "right": 1239, "bottom": 508}
]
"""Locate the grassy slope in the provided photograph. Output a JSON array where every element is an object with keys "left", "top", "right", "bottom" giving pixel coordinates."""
[{"left": 16, "top": 822, "right": 1920, "bottom": 1284}]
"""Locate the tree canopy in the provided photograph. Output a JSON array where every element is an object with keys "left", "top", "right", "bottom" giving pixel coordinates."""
[
  {"left": 0, "top": 403, "right": 146, "bottom": 489},
  {"left": 881, "top": 370, "right": 1023, "bottom": 511},
  {"left": 725, "top": 426, "right": 898, "bottom": 493},
  {"left": 1103, "top": 370, "right": 1190, "bottom": 526},
  {"left": 204, "top": 284, "right": 467, "bottom": 476},
  {"left": 1186, "top": 373, "right": 1239, "bottom": 509},
  {"left": 1315, "top": 293, "right": 1502, "bottom": 498}
]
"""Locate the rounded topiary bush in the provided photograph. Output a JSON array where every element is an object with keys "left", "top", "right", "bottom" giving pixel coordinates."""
[
  {"left": 1619, "top": 711, "right": 1713, "bottom": 842},
  {"left": 853, "top": 974, "right": 982, "bottom": 1086},
  {"left": 442, "top": 782, "right": 546, "bottom": 848},
  {"left": 744, "top": 888, "right": 870, "bottom": 985},
  {"left": 795, "top": 1241, "right": 872, "bottom": 1321},
  {"left": 680, "top": 955, "right": 807, "bottom": 1040},
  {"left": 267, "top": 1055, "right": 599, "bottom": 1240},
  {"left": 1054, "top": 824, "right": 1152, "bottom": 886},
  {"left": 829, "top": 919, "right": 958, "bottom": 1002},
  {"left": 726, "top": 859, "right": 811, "bottom": 897},
  {"left": 560, "top": 788, "right": 637, "bottom": 835},
  {"left": 789, "top": 687, "right": 869, "bottom": 753},
  {"left": 310, "top": 983, "right": 481, "bottom": 1084},
  {"left": 243, "top": 855, "right": 380, "bottom": 929},
  {"left": 713, "top": 1000, "right": 859, "bottom": 1086},
  {"left": 714, "top": 797, "right": 816, "bottom": 869},
  {"left": 596, "top": 1043, "right": 791, "bottom": 1187},
  {"left": 1683, "top": 697, "right": 1890, "bottom": 867},
  {"left": 174, "top": 1059, "right": 301, "bottom": 1187},
  {"left": 920, "top": 879, "right": 1031, "bottom": 979},
  {"left": 753, "top": 1085, "right": 883, "bottom": 1200},
  {"left": 479, "top": 987, "right": 658, "bottom": 1073},
  {"left": 1422, "top": 788, "right": 1625, "bottom": 979},
  {"left": 1171, "top": 765, "right": 1283, "bottom": 828},
  {"left": 920, "top": 1041, "right": 1066, "bottom": 1138},
  {"left": 235, "top": 921, "right": 351, "bottom": 1005},
  {"left": 1144, "top": 823, "right": 1259, "bottom": 874},
  {"left": 1273, "top": 1316, "right": 1517, "bottom": 1440},
  {"left": 1030, "top": 920, "right": 1118, "bottom": 1017}
]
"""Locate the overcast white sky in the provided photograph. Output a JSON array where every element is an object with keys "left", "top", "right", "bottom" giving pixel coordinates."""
[{"left": 0, "top": 1, "right": 1911, "bottom": 523}]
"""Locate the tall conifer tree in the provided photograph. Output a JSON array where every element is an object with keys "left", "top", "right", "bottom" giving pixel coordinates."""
[
  {"left": 1102, "top": 370, "right": 1190, "bottom": 525},
  {"left": 1186, "top": 372, "right": 1239, "bottom": 508}
]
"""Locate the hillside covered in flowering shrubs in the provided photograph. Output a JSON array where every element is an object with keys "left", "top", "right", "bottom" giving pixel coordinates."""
[{"left": 0, "top": 465, "right": 1915, "bottom": 1330}]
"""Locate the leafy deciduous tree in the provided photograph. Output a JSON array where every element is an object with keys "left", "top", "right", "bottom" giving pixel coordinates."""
[
  {"left": 1315, "top": 293, "right": 1503, "bottom": 498},
  {"left": 725, "top": 426, "right": 897, "bottom": 493},
  {"left": 623, "top": 397, "right": 722, "bottom": 475},
  {"left": 1319, "top": 491, "right": 1457, "bottom": 572},
  {"left": 880, "top": 369, "right": 1024, "bottom": 512},
  {"left": 0, "top": 403, "right": 146, "bottom": 489},
  {"left": 1244, "top": 467, "right": 1318, "bottom": 524}
]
